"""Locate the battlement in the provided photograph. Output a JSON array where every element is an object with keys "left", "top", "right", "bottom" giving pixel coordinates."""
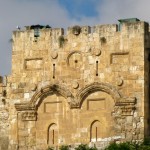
[{"left": 12, "top": 19, "right": 148, "bottom": 41}]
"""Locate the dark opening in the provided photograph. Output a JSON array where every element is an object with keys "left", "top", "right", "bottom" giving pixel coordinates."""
[
  {"left": 53, "top": 64, "right": 55, "bottom": 79},
  {"left": 52, "top": 129, "right": 54, "bottom": 144},
  {"left": 96, "top": 61, "right": 98, "bottom": 76},
  {"left": 75, "top": 60, "right": 78, "bottom": 63}
]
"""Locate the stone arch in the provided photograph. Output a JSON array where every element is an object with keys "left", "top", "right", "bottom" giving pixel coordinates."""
[
  {"left": 76, "top": 82, "right": 122, "bottom": 107},
  {"left": 47, "top": 123, "right": 58, "bottom": 145},
  {"left": 66, "top": 51, "right": 82, "bottom": 67},
  {"left": 90, "top": 120, "right": 101, "bottom": 142},
  {"left": 29, "top": 84, "right": 75, "bottom": 109}
]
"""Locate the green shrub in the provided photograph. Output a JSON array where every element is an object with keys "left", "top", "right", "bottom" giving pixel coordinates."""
[
  {"left": 105, "top": 143, "right": 119, "bottom": 150},
  {"left": 59, "top": 145, "right": 69, "bottom": 150},
  {"left": 75, "top": 144, "right": 97, "bottom": 150},
  {"left": 105, "top": 142, "right": 131, "bottom": 150},
  {"left": 58, "top": 35, "right": 65, "bottom": 48},
  {"left": 105, "top": 139, "right": 150, "bottom": 150},
  {"left": 47, "top": 146, "right": 54, "bottom": 150},
  {"left": 143, "top": 137, "right": 150, "bottom": 146},
  {"left": 75, "top": 144, "right": 88, "bottom": 150},
  {"left": 88, "top": 146, "right": 97, "bottom": 150}
]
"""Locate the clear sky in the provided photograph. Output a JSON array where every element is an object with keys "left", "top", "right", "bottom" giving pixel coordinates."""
[{"left": 0, "top": 0, "right": 150, "bottom": 76}]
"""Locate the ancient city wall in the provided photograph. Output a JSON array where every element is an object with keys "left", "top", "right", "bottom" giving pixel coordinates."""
[{"left": 0, "top": 20, "right": 150, "bottom": 150}]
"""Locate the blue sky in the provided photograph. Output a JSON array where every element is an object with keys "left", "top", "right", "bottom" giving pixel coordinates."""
[
  {"left": 58, "top": 0, "right": 99, "bottom": 19},
  {"left": 0, "top": 0, "right": 150, "bottom": 75}
]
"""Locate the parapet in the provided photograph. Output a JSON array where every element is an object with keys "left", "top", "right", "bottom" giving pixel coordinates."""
[{"left": 12, "top": 18, "right": 149, "bottom": 42}]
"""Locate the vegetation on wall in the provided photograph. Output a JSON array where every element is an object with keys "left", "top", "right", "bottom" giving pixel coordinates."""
[
  {"left": 100, "top": 37, "right": 106, "bottom": 44},
  {"left": 72, "top": 25, "right": 81, "bottom": 35},
  {"left": 47, "top": 144, "right": 97, "bottom": 150},
  {"left": 105, "top": 138, "right": 150, "bottom": 150},
  {"left": 58, "top": 35, "right": 65, "bottom": 48},
  {"left": 8, "top": 38, "right": 14, "bottom": 43}
]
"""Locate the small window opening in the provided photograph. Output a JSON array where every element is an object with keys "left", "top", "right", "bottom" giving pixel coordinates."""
[
  {"left": 96, "top": 127, "right": 98, "bottom": 141},
  {"left": 52, "top": 129, "right": 55, "bottom": 144},
  {"left": 75, "top": 60, "right": 78, "bottom": 63},
  {"left": 53, "top": 64, "right": 55, "bottom": 79},
  {"left": 96, "top": 61, "right": 98, "bottom": 76}
]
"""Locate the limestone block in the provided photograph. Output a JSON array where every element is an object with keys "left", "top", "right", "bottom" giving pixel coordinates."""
[
  {"left": 88, "top": 56, "right": 94, "bottom": 64},
  {"left": 24, "top": 93, "right": 30, "bottom": 99}
]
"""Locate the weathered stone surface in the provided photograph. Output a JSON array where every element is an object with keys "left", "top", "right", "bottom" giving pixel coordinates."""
[
  {"left": 0, "top": 19, "right": 150, "bottom": 149},
  {"left": 0, "top": 137, "right": 9, "bottom": 150}
]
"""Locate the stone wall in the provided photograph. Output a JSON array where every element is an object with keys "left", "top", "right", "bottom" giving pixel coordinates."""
[
  {"left": 0, "top": 76, "right": 9, "bottom": 150},
  {"left": 0, "top": 19, "right": 150, "bottom": 150}
]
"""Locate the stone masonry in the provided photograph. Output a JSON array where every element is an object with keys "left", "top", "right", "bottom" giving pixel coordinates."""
[{"left": 0, "top": 18, "right": 150, "bottom": 150}]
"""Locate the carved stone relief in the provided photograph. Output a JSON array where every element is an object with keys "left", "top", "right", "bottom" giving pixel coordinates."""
[
  {"left": 15, "top": 82, "right": 136, "bottom": 112},
  {"left": 110, "top": 52, "right": 129, "bottom": 64},
  {"left": 24, "top": 58, "right": 43, "bottom": 70},
  {"left": 21, "top": 111, "right": 37, "bottom": 121},
  {"left": 51, "top": 51, "right": 58, "bottom": 59},
  {"left": 66, "top": 51, "right": 83, "bottom": 69}
]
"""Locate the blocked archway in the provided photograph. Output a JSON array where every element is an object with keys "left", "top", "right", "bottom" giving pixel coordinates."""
[
  {"left": 30, "top": 84, "right": 75, "bottom": 108},
  {"left": 15, "top": 82, "right": 136, "bottom": 148},
  {"left": 47, "top": 123, "right": 58, "bottom": 145},
  {"left": 76, "top": 82, "right": 122, "bottom": 107},
  {"left": 90, "top": 120, "right": 101, "bottom": 142}
]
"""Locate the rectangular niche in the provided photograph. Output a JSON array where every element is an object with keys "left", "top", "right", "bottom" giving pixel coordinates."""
[
  {"left": 87, "top": 98, "right": 106, "bottom": 110},
  {"left": 24, "top": 58, "right": 43, "bottom": 70},
  {"left": 44, "top": 101, "right": 62, "bottom": 113},
  {"left": 110, "top": 52, "right": 129, "bottom": 64}
]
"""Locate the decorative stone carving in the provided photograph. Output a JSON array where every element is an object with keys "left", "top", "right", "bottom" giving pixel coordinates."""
[
  {"left": 92, "top": 48, "right": 101, "bottom": 56},
  {"left": 51, "top": 51, "right": 58, "bottom": 59},
  {"left": 15, "top": 84, "right": 75, "bottom": 110},
  {"left": 116, "top": 78, "right": 123, "bottom": 86},
  {"left": 24, "top": 58, "right": 43, "bottom": 70},
  {"left": 15, "top": 83, "right": 137, "bottom": 121},
  {"left": 72, "top": 81, "right": 79, "bottom": 89},
  {"left": 30, "top": 84, "right": 37, "bottom": 91},
  {"left": 115, "top": 97, "right": 136, "bottom": 106},
  {"left": 66, "top": 51, "right": 82, "bottom": 68},
  {"left": 15, "top": 103, "right": 36, "bottom": 111},
  {"left": 67, "top": 97, "right": 79, "bottom": 108},
  {"left": 115, "top": 97, "right": 136, "bottom": 116},
  {"left": 21, "top": 111, "right": 37, "bottom": 121},
  {"left": 121, "top": 106, "right": 136, "bottom": 116},
  {"left": 110, "top": 52, "right": 129, "bottom": 65}
]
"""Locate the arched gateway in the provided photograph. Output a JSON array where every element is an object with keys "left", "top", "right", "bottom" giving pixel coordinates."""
[{"left": 15, "top": 82, "right": 136, "bottom": 149}]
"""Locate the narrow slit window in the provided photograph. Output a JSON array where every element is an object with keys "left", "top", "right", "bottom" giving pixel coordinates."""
[
  {"left": 53, "top": 64, "right": 55, "bottom": 79},
  {"left": 96, "top": 127, "right": 98, "bottom": 141},
  {"left": 52, "top": 129, "right": 54, "bottom": 144},
  {"left": 96, "top": 61, "right": 98, "bottom": 76}
]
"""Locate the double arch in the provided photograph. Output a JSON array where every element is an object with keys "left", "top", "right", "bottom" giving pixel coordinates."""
[{"left": 15, "top": 82, "right": 122, "bottom": 111}]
